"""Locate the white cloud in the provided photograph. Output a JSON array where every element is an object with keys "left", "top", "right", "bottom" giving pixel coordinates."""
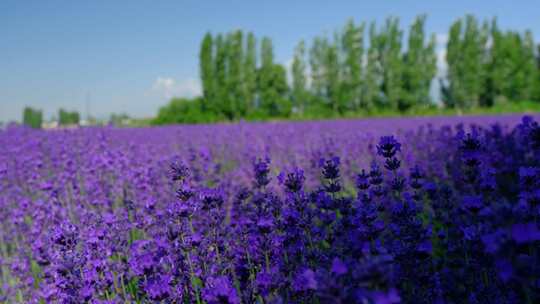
[{"left": 152, "top": 77, "right": 201, "bottom": 99}]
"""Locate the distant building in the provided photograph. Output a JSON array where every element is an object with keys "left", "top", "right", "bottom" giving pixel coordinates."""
[{"left": 42, "top": 121, "right": 59, "bottom": 129}]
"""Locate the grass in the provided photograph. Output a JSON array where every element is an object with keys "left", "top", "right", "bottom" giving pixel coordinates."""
[
  {"left": 403, "top": 100, "right": 540, "bottom": 117},
  {"left": 288, "top": 100, "right": 540, "bottom": 121},
  {"left": 126, "top": 100, "right": 540, "bottom": 127}
]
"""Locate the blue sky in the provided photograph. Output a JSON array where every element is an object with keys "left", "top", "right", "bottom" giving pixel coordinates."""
[{"left": 1, "top": 0, "right": 539, "bottom": 122}]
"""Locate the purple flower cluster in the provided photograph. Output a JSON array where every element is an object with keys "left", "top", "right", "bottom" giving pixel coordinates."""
[{"left": 1, "top": 114, "right": 539, "bottom": 303}]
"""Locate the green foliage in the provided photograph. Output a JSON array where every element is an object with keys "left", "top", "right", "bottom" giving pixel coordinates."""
[
  {"left": 536, "top": 44, "right": 540, "bottom": 101},
  {"left": 511, "top": 30, "right": 537, "bottom": 101},
  {"left": 244, "top": 32, "right": 258, "bottom": 113},
  {"left": 308, "top": 21, "right": 368, "bottom": 115},
  {"left": 341, "top": 19, "right": 365, "bottom": 111},
  {"left": 153, "top": 97, "right": 221, "bottom": 125},
  {"left": 444, "top": 15, "right": 539, "bottom": 110},
  {"left": 308, "top": 35, "right": 344, "bottom": 113},
  {"left": 149, "top": 98, "right": 540, "bottom": 126},
  {"left": 376, "top": 17, "right": 404, "bottom": 110},
  {"left": 58, "top": 109, "right": 80, "bottom": 125},
  {"left": 214, "top": 34, "right": 228, "bottom": 116},
  {"left": 444, "top": 15, "right": 488, "bottom": 108},
  {"left": 293, "top": 100, "right": 540, "bottom": 122},
  {"left": 291, "top": 40, "right": 308, "bottom": 113},
  {"left": 22, "top": 107, "right": 43, "bottom": 129},
  {"left": 259, "top": 37, "right": 291, "bottom": 117},
  {"left": 402, "top": 15, "right": 437, "bottom": 110},
  {"left": 154, "top": 14, "right": 540, "bottom": 126},
  {"left": 324, "top": 37, "right": 342, "bottom": 113},
  {"left": 225, "top": 30, "right": 245, "bottom": 118},
  {"left": 200, "top": 31, "right": 259, "bottom": 119},
  {"left": 363, "top": 22, "right": 381, "bottom": 111},
  {"left": 199, "top": 32, "right": 214, "bottom": 111},
  {"left": 258, "top": 62, "right": 290, "bottom": 117}
]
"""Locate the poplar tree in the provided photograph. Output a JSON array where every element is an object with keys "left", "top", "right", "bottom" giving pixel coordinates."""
[
  {"left": 402, "top": 15, "right": 436, "bottom": 109},
  {"left": 518, "top": 30, "right": 537, "bottom": 101},
  {"left": 501, "top": 32, "right": 524, "bottom": 101},
  {"left": 214, "top": 34, "right": 228, "bottom": 115},
  {"left": 377, "top": 17, "right": 403, "bottom": 110},
  {"left": 308, "top": 35, "right": 343, "bottom": 113},
  {"left": 196, "top": 14, "right": 540, "bottom": 123},
  {"left": 199, "top": 32, "right": 214, "bottom": 111},
  {"left": 244, "top": 32, "right": 257, "bottom": 113},
  {"left": 326, "top": 35, "right": 342, "bottom": 113},
  {"left": 259, "top": 37, "right": 289, "bottom": 116},
  {"left": 444, "top": 18, "right": 464, "bottom": 108},
  {"left": 484, "top": 18, "right": 505, "bottom": 106},
  {"left": 445, "top": 15, "right": 488, "bottom": 109},
  {"left": 462, "top": 16, "right": 489, "bottom": 107},
  {"left": 341, "top": 19, "right": 365, "bottom": 110},
  {"left": 227, "top": 30, "right": 244, "bottom": 117},
  {"left": 291, "top": 40, "right": 308, "bottom": 113},
  {"left": 309, "top": 37, "right": 327, "bottom": 99},
  {"left": 536, "top": 44, "right": 540, "bottom": 101},
  {"left": 259, "top": 36, "right": 274, "bottom": 114},
  {"left": 363, "top": 22, "right": 380, "bottom": 110}
]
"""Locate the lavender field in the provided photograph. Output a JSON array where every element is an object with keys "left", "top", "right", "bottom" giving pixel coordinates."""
[{"left": 1, "top": 114, "right": 540, "bottom": 303}]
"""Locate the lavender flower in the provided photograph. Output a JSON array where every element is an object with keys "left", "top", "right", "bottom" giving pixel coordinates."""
[{"left": 1, "top": 114, "right": 539, "bottom": 303}]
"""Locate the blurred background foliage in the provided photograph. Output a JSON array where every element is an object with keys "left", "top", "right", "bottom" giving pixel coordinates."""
[{"left": 22, "top": 107, "right": 43, "bottom": 129}]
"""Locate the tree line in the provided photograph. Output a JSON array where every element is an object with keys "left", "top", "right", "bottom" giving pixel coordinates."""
[
  {"left": 22, "top": 107, "right": 43, "bottom": 129},
  {"left": 443, "top": 16, "right": 539, "bottom": 108},
  {"left": 21, "top": 107, "right": 139, "bottom": 129},
  {"left": 22, "top": 107, "right": 80, "bottom": 129},
  {"left": 154, "top": 14, "right": 540, "bottom": 124}
]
